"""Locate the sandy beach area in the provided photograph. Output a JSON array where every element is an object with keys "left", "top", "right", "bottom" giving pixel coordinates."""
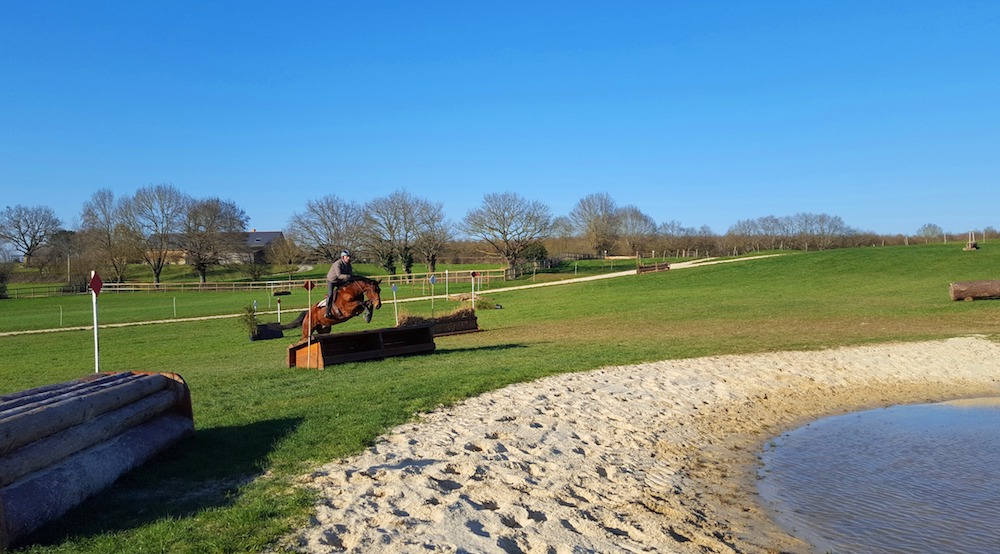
[{"left": 284, "top": 336, "right": 1000, "bottom": 553}]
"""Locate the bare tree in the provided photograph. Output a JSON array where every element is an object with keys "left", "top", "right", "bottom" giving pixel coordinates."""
[
  {"left": 80, "top": 190, "right": 136, "bottom": 282},
  {"left": 32, "top": 229, "right": 85, "bottom": 285},
  {"left": 264, "top": 235, "right": 304, "bottom": 278},
  {"left": 757, "top": 215, "right": 789, "bottom": 250},
  {"left": 570, "top": 192, "right": 620, "bottom": 256},
  {"left": 366, "top": 237, "right": 398, "bottom": 274},
  {"left": 413, "top": 199, "right": 452, "bottom": 273},
  {"left": 812, "top": 213, "right": 852, "bottom": 250},
  {"left": 726, "top": 216, "right": 784, "bottom": 253},
  {"left": 361, "top": 190, "right": 422, "bottom": 275},
  {"left": 236, "top": 255, "right": 271, "bottom": 281},
  {"left": 178, "top": 198, "right": 249, "bottom": 282},
  {"left": 0, "top": 204, "right": 62, "bottom": 267},
  {"left": 727, "top": 213, "right": 854, "bottom": 253},
  {"left": 618, "top": 205, "right": 656, "bottom": 256},
  {"left": 286, "top": 195, "right": 363, "bottom": 262},
  {"left": 916, "top": 223, "right": 944, "bottom": 243},
  {"left": 462, "top": 192, "right": 551, "bottom": 277},
  {"left": 542, "top": 215, "right": 580, "bottom": 257},
  {"left": 121, "top": 184, "right": 189, "bottom": 284}
]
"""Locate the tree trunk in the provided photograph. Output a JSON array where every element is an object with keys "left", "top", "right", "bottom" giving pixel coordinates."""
[{"left": 950, "top": 280, "right": 1000, "bottom": 301}]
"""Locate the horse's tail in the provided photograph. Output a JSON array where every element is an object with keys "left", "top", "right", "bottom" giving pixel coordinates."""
[{"left": 281, "top": 310, "right": 308, "bottom": 330}]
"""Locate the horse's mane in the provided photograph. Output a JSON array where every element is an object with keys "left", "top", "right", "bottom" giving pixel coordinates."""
[{"left": 347, "top": 275, "right": 379, "bottom": 287}]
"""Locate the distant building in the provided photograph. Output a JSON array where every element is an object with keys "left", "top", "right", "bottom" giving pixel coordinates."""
[
  {"left": 157, "top": 230, "right": 285, "bottom": 265},
  {"left": 243, "top": 230, "right": 284, "bottom": 264}
]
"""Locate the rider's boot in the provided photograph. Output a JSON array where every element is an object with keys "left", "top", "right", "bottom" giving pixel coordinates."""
[{"left": 324, "top": 289, "right": 336, "bottom": 319}]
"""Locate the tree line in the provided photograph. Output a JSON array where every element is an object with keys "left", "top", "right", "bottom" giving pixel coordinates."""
[{"left": 1, "top": 186, "right": 996, "bottom": 289}]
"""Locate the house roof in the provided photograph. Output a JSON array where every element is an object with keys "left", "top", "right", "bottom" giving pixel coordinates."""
[
  {"left": 245, "top": 231, "right": 283, "bottom": 249},
  {"left": 153, "top": 231, "right": 284, "bottom": 251}
]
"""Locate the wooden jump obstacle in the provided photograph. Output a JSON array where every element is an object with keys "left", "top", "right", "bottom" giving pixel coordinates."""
[
  {"left": 636, "top": 261, "right": 671, "bottom": 275},
  {"left": 428, "top": 313, "right": 479, "bottom": 336},
  {"left": 287, "top": 324, "right": 436, "bottom": 369},
  {"left": 963, "top": 231, "right": 980, "bottom": 251},
  {"left": 950, "top": 280, "right": 1000, "bottom": 301},
  {"left": 0, "top": 372, "right": 193, "bottom": 550}
]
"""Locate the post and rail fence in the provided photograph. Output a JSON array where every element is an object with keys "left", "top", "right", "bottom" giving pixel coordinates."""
[{"left": 6, "top": 269, "right": 507, "bottom": 299}]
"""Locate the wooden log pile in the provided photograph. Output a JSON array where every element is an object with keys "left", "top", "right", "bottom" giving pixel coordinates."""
[
  {"left": 949, "top": 280, "right": 1000, "bottom": 301},
  {"left": 0, "top": 372, "right": 193, "bottom": 550}
]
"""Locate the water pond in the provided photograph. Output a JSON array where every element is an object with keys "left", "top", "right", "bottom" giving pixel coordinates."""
[{"left": 758, "top": 397, "right": 1000, "bottom": 553}]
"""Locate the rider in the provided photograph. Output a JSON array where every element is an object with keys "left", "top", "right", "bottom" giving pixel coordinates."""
[{"left": 325, "top": 250, "right": 353, "bottom": 318}]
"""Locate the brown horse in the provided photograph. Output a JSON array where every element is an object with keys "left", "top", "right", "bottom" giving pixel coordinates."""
[{"left": 284, "top": 276, "right": 383, "bottom": 338}]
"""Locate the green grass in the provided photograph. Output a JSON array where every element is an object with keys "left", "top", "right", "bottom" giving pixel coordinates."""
[{"left": 2, "top": 244, "right": 999, "bottom": 552}]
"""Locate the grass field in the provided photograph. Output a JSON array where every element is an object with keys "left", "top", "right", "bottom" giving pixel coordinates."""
[{"left": 2, "top": 244, "right": 998, "bottom": 552}]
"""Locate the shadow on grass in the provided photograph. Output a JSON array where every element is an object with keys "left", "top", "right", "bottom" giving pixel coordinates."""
[
  {"left": 17, "top": 417, "right": 303, "bottom": 549},
  {"left": 435, "top": 343, "right": 529, "bottom": 354}
]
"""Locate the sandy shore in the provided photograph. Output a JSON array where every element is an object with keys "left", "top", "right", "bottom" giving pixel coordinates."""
[{"left": 284, "top": 336, "right": 1000, "bottom": 553}]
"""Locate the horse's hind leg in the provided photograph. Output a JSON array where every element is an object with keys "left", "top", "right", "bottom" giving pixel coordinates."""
[{"left": 301, "top": 309, "right": 314, "bottom": 339}]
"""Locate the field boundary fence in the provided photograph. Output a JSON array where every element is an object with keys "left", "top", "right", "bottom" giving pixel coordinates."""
[
  {"left": 90, "top": 268, "right": 507, "bottom": 296},
  {"left": 6, "top": 268, "right": 508, "bottom": 299}
]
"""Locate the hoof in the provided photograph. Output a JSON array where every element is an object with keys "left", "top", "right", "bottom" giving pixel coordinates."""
[{"left": 364, "top": 311, "right": 372, "bottom": 323}]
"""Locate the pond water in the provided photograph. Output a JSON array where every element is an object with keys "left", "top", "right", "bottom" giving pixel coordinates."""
[{"left": 757, "top": 397, "right": 1000, "bottom": 553}]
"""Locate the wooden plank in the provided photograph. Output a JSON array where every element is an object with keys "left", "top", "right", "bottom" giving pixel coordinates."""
[
  {"left": 380, "top": 342, "right": 436, "bottom": 358},
  {"left": 289, "top": 341, "right": 324, "bottom": 369},
  {"left": 322, "top": 342, "right": 435, "bottom": 366}
]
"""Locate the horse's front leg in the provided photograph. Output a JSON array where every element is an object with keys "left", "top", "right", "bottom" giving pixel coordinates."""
[{"left": 362, "top": 301, "right": 373, "bottom": 323}]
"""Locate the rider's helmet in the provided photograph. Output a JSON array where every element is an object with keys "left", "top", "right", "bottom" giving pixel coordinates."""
[{"left": 341, "top": 250, "right": 351, "bottom": 258}]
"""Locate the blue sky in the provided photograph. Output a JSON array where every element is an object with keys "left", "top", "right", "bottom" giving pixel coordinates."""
[{"left": 2, "top": 2, "right": 997, "bottom": 237}]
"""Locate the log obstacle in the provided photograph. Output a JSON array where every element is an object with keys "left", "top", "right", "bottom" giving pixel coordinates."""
[
  {"left": 287, "top": 324, "right": 436, "bottom": 369},
  {"left": 0, "top": 372, "right": 193, "bottom": 550},
  {"left": 950, "top": 280, "right": 1000, "bottom": 301},
  {"left": 636, "top": 261, "right": 671, "bottom": 275}
]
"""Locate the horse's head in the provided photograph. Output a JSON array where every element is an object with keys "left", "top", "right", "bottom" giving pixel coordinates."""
[{"left": 359, "top": 277, "right": 382, "bottom": 310}]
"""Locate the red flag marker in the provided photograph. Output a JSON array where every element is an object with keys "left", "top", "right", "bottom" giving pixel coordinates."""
[{"left": 89, "top": 271, "right": 103, "bottom": 296}]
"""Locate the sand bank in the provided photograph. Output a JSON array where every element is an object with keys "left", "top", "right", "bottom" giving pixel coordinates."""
[{"left": 285, "top": 336, "right": 1000, "bottom": 553}]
